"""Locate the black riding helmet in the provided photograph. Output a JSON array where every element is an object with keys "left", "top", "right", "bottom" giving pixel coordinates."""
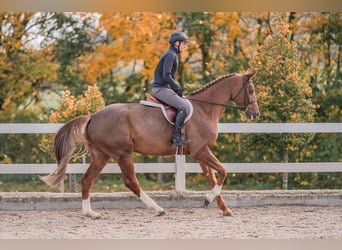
[{"left": 169, "top": 32, "right": 189, "bottom": 46}]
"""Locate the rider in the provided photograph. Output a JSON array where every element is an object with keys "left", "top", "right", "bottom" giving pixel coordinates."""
[{"left": 152, "top": 31, "right": 191, "bottom": 146}]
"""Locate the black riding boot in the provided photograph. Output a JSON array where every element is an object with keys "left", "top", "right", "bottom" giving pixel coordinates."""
[{"left": 171, "top": 107, "right": 190, "bottom": 146}]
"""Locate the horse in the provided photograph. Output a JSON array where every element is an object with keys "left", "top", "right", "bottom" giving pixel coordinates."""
[{"left": 41, "top": 71, "right": 260, "bottom": 219}]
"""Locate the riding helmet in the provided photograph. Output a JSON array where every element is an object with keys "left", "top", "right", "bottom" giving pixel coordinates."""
[{"left": 169, "top": 32, "right": 189, "bottom": 45}]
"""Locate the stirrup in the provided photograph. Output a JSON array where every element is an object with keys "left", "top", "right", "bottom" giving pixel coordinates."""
[{"left": 170, "top": 136, "right": 190, "bottom": 146}]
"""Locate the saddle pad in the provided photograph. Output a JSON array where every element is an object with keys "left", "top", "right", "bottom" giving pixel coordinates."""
[{"left": 139, "top": 94, "right": 193, "bottom": 125}]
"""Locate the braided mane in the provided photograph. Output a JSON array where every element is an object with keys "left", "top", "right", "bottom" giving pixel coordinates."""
[{"left": 189, "top": 73, "right": 237, "bottom": 96}]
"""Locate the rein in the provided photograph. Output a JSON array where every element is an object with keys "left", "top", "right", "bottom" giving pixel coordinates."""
[
  {"left": 183, "top": 96, "right": 244, "bottom": 110},
  {"left": 183, "top": 75, "right": 256, "bottom": 111}
]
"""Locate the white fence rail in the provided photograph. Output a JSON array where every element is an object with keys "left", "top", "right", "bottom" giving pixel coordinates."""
[{"left": 0, "top": 123, "right": 341, "bottom": 191}]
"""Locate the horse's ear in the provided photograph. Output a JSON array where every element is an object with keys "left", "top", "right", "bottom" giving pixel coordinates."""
[{"left": 245, "top": 71, "right": 256, "bottom": 79}]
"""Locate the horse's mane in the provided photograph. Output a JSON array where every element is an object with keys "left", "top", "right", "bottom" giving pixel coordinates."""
[{"left": 189, "top": 73, "right": 237, "bottom": 96}]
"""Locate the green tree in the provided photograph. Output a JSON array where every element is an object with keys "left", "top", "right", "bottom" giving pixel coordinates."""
[
  {"left": 174, "top": 12, "right": 246, "bottom": 86},
  {"left": 292, "top": 12, "right": 341, "bottom": 122},
  {"left": 50, "top": 13, "right": 94, "bottom": 95},
  {"left": 290, "top": 12, "right": 341, "bottom": 167},
  {"left": 175, "top": 12, "right": 216, "bottom": 84},
  {"left": 29, "top": 12, "right": 96, "bottom": 96},
  {"left": 0, "top": 12, "right": 57, "bottom": 122},
  {"left": 0, "top": 12, "right": 95, "bottom": 122},
  {"left": 247, "top": 14, "right": 316, "bottom": 166}
]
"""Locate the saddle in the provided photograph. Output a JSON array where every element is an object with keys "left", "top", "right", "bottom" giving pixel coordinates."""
[{"left": 139, "top": 93, "right": 193, "bottom": 125}]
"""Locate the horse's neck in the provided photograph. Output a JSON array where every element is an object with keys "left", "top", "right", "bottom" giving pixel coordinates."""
[{"left": 191, "top": 77, "right": 236, "bottom": 123}]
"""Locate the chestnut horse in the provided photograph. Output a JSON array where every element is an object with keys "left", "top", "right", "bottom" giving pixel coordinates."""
[{"left": 41, "top": 72, "right": 259, "bottom": 219}]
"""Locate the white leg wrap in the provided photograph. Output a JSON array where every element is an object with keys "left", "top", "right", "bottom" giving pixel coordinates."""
[
  {"left": 205, "top": 185, "right": 222, "bottom": 204},
  {"left": 82, "top": 197, "right": 92, "bottom": 214},
  {"left": 139, "top": 190, "right": 165, "bottom": 214},
  {"left": 82, "top": 197, "right": 101, "bottom": 219}
]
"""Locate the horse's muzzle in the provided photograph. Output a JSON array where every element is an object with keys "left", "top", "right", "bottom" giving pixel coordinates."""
[{"left": 246, "top": 108, "right": 260, "bottom": 120}]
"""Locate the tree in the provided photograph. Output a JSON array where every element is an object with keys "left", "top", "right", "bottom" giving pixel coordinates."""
[
  {"left": 174, "top": 12, "right": 246, "bottom": 86},
  {"left": 0, "top": 12, "right": 96, "bottom": 121},
  {"left": 39, "top": 84, "right": 105, "bottom": 158},
  {"left": 247, "top": 14, "right": 316, "bottom": 187},
  {"left": 294, "top": 12, "right": 341, "bottom": 122},
  {"left": 0, "top": 12, "right": 58, "bottom": 121},
  {"left": 79, "top": 12, "right": 176, "bottom": 103},
  {"left": 175, "top": 12, "right": 216, "bottom": 84},
  {"left": 289, "top": 12, "right": 341, "bottom": 167},
  {"left": 49, "top": 13, "right": 95, "bottom": 95}
]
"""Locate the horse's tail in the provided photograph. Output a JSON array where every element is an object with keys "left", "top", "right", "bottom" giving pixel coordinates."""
[{"left": 41, "top": 115, "right": 91, "bottom": 188}]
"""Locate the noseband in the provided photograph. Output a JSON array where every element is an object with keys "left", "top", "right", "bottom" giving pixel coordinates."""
[
  {"left": 184, "top": 74, "right": 256, "bottom": 111},
  {"left": 231, "top": 74, "right": 257, "bottom": 111}
]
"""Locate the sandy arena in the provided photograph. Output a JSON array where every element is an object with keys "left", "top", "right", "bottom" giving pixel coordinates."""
[{"left": 1, "top": 205, "right": 341, "bottom": 239}]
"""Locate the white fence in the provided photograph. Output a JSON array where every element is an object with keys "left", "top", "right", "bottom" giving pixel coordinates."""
[{"left": 0, "top": 123, "right": 341, "bottom": 191}]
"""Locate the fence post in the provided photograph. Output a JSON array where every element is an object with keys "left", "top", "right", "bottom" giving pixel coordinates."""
[
  {"left": 175, "top": 155, "right": 186, "bottom": 191},
  {"left": 60, "top": 179, "right": 64, "bottom": 193},
  {"left": 69, "top": 173, "right": 77, "bottom": 192},
  {"left": 282, "top": 149, "right": 289, "bottom": 189},
  {"left": 157, "top": 156, "right": 164, "bottom": 183}
]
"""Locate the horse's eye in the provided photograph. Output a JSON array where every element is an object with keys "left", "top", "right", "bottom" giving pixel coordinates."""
[{"left": 249, "top": 90, "right": 254, "bottom": 95}]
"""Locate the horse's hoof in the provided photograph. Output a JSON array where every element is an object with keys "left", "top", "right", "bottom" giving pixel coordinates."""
[
  {"left": 83, "top": 211, "right": 102, "bottom": 220},
  {"left": 157, "top": 210, "right": 167, "bottom": 217},
  {"left": 91, "top": 213, "right": 102, "bottom": 220},
  {"left": 204, "top": 199, "right": 210, "bottom": 207},
  {"left": 223, "top": 211, "right": 234, "bottom": 217}
]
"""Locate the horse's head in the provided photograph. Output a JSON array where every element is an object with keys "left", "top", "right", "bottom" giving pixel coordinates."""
[{"left": 232, "top": 72, "right": 260, "bottom": 120}]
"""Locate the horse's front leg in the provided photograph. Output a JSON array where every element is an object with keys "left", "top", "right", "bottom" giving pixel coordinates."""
[
  {"left": 199, "top": 162, "right": 234, "bottom": 216},
  {"left": 193, "top": 146, "right": 227, "bottom": 207}
]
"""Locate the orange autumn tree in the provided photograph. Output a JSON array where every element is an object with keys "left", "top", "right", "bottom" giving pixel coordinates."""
[
  {"left": 78, "top": 12, "right": 256, "bottom": 103},
  {"left": 79, "top": 12, "right": 177, "bottom": 103},
  {"left": 39, "top": 84, "right": 105, "bottom": 159}
]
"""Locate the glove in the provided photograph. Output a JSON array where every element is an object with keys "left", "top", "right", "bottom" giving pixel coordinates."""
[{"left": 175, "top": 87, "right": 184, "bottom": 97}]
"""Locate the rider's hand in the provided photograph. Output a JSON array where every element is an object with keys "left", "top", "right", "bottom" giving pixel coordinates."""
[{"left": 175, "top": 87, "right": 184, "bottom": 97}]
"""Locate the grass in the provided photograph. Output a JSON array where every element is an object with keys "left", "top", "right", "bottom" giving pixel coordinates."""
[
  {"left": 0, "top": 174, "right": 293, "bottom": 193},
  {"left": 0, "top": 172, "right": 340, "bottom": 192},
  {"left": 0, "top": 174, "right": 175, "bottom": 193}
]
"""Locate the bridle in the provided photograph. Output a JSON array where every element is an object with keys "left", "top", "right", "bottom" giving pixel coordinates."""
[
  {"left": 184, "top": 74, "right": 257, "bottom": 111},
  {"left": 231, "top": 74, "right": 257, "bottom": 112}
]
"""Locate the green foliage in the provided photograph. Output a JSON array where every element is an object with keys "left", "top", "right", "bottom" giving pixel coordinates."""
[
  {"left": 248, "top": 14, "right": 316, "bottom": 159},
  {"left": 0, "top": 105, "right": 53, "bottom": 165},
  {"left": 176, "top": 12, "right": 216, "bottom": 83},
  {"left": 295, "top": 13, "right": 341, "bottom": 123},
  {"left": 53, "top": 14, "right": 94, "bottom": 94},
  {"left": 0, "top": 12, "right": 57, "bottom": 122}
]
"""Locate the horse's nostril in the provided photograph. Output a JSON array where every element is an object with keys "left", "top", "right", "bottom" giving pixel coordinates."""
[{"left": 256, "top": 112, "right": 260, "bottom": 117}]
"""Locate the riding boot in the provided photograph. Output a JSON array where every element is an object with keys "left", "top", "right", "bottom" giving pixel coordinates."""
[{"left": 170, "top": 107, "right": 190, "bottom": 146}]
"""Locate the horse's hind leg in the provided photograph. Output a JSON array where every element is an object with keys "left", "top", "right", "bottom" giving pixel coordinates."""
[
  {"left": 118, "top": 152, "right": 166, "bottom": 216},
  {"left": 81, "top": 146, "right": 109, "bottom": 219},
  {"left": 199, "top": 163, "right": 234, "bottom": 217}
]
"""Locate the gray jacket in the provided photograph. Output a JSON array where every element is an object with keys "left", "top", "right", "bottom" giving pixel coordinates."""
[{"left": 152, "top": 46, "right": 181, "bottom": 92}]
